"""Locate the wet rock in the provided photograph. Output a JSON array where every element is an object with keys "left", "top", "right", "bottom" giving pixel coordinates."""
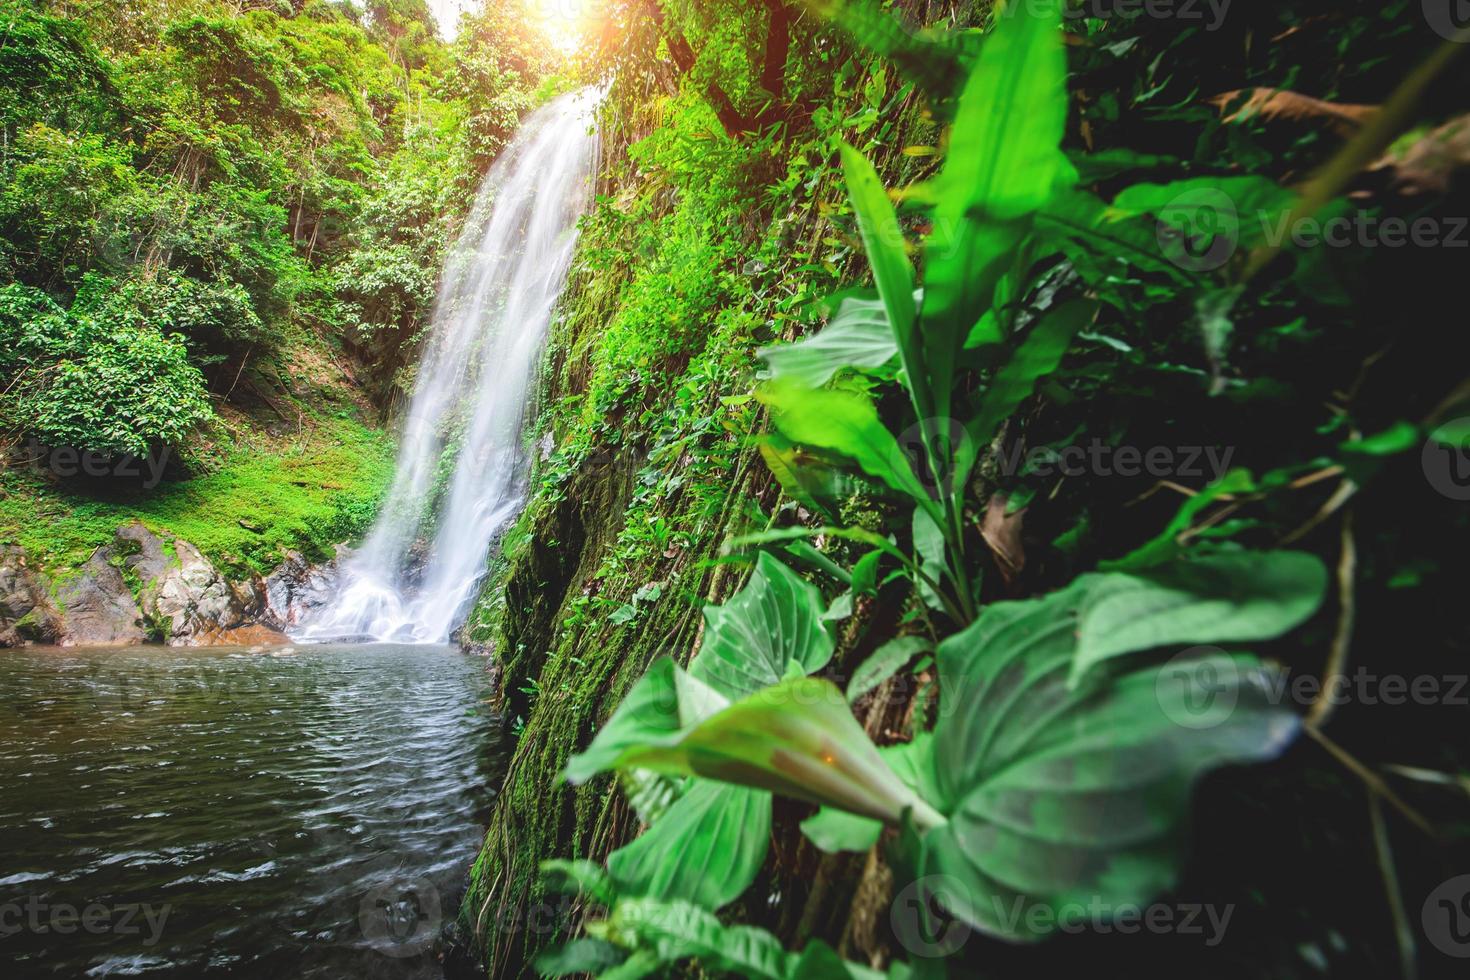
[
  {"left": 115, "top": 522, "right": 265, "bottom": 646},
  {"left": 0, "top": 546, "right": 66, "bottom": 646},
  {"left": 262, "top": 549, "right": 336, "bottom": 628},
  {"left": 53, "top": 549, "right": 147, "bottom": 646}
]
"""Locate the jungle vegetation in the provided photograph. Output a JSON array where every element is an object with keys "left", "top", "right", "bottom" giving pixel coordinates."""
[{"left": 3, "top": 1, "right": 1469, "bottom": 979}]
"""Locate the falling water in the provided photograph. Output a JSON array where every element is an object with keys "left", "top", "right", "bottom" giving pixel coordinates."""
[{"left": 299, "top": 89, "right": 600, "bottom": 643}]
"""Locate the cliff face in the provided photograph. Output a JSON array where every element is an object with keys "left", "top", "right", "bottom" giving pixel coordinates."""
[{"left": 454, "top": 35, "right": 942, "bottom": 973}]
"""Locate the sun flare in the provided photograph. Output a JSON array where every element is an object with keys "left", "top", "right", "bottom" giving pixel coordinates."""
[{"left": 529, "top": 0, "right": 592, "bottom": 56}]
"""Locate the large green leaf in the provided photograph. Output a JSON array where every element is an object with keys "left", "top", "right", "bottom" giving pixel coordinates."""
[
  {"left": 925, "top": 580, "right": 1303, "bottom": 940},
  {"left": 570, "top": 674, "right": 942, "bottom": 829},
  {"left": 608, "top": 780, "right": 772, "bottom": 909},
  {"left": 759, "top": 380, "right": 934, "bottom": 508},
  {"left": 756, "top": 293, "right": 901, "bottom": 388},
  {"left": 921, "top": 0, "right": 1068, "bottom": 421},
  {"left": 691, "top": 551, "right": 834, "bottom": 699},
  {"left": 839, "top": 143, "right": 916, "bottom": 362},
  {"left": 564, "top": 658, "right": 728, "bottom": 785},
  {"left": 1072, "top": 550, "right": 1329, "bottom": 683},
  {"left": 839, "top": 142, "right": 932, "bottom": 435}
]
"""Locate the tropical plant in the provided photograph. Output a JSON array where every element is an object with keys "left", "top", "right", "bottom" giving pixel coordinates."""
[{"left": 537, "top": 3, "right": 1340, "bottom": 975}]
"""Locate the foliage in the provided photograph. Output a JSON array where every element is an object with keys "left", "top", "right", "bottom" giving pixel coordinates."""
[{"left": 531, "top": 0, "right": 1470, "bottom": 977}]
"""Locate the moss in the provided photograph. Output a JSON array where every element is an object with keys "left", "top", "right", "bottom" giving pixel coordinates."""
[{"left": 0, "top": 413, "right": 393, "bottom": 579}]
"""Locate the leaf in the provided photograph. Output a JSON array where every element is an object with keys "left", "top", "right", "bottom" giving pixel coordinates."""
[
  {"left": 601, "top": 897, "right": 887, "bottom": 980},
  {"left": 574, "top": 674, "right": 941, "bottom": 829},
  {"left": 1072, "top": 550, "right": 1329, "bottom": 683},
  {"left": 920, "top": 0, "right": 1068, "bottom": 421},
  {"left": 565, "top": 658, "right": 728, "bottom": 785},
  {"left": 838, "top": 143, "right": 928, "bottom": 424},
  {"left": 608, "top": 780, "right": 772, "bottom": 909},
  {"left": 691, "top": 552, "right": 834, "bottom": 700},
  {"left": 800, "top": 737, "right": 937, "bottom": 853},
  {"left": 838, "top": 143, "right": 916, "bottom": 347},
  {"left": 534, "top": 937, "right": 626, "bottom": 977},
  {"left": 911, "top": 505, "right": 948, "bottom": 612},
  {"left": 540, "top": 859, "right": 617, "bottom": 904},
  {"left": 971, "top": 299, "right": 1091, "bottom": 447},
  {"left": 759, "top": 380, "right": 933, "bottom": 508},
  {"left": 954, "top": 299, "right": 1093, "bottom": 490},
  {"left": 756, "top": 293, "right": 902, "bottom": 387},
  {"left": 757, "top": 435, "right": 845, "bottom": 519},
  {"left": 925, "top": 581, "right": 1303, "bottom": 940},
  {"left": 848, "top": 635, "right": 933, "bottom": 702},
  {"left": 800, "top": 805, "right": 884, "bottom": 853},
  {"left": 1102, "top": 469, "right": 1257, "bottom": 571}
]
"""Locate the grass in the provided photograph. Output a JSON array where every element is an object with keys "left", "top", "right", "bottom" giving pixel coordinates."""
[{"left": 0, "top": 413, "right": 394, "bottom": 580}]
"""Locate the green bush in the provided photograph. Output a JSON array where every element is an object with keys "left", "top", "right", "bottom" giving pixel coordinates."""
[{"left": 20, "top": 323, "right": 213, "bottom": 458}]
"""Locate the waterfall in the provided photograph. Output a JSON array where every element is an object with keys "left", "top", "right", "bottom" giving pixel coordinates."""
[{"left": 298, "top": 88, "right": 601, "bottom": 643}]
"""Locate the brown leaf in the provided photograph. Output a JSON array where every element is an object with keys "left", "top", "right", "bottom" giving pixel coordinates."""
[
  {"left": 1210, "top": 88, "right": 1378, "bottom": 138},
  {"left": 1370, "top": 114, "right": 1470, "bottom": 196},
  {"left": 980, "top": 493, "right": 1026, "bottom": 588}
]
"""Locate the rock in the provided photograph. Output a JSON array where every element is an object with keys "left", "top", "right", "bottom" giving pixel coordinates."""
[
  {"left": 196, "top": 623, "right": 291, "bottom": 647},
  {"left": 3, "top": 523, "right": 333, "bottom": 648},
  {"left": 0, "top": 545, "right": 66, "bottom": 646},
  {"left": 53, "top": 549, "right": 147, "bottom": 646},
  {"left": 262, "top": 549, "right": 336, "bottom": 627},
  {"left": 115, "top": 521, "right": 261, "bottom": 646}
]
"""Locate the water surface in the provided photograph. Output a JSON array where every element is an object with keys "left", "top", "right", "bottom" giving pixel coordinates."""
[{"left": 0, "top": 643, "right": 499, "bottom": 978}]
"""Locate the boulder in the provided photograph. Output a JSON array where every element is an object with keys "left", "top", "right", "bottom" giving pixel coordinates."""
[
  {"left": 53, "top": 549, "right": 147, "bottom": 646},
  {"left": 0, "top": 545, "right": 66, "bottom": 646},
  {"left": 262, "top": 549, "right": 336, "bottom": 628}
]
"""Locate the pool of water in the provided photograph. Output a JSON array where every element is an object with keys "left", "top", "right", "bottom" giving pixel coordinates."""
[{"left": 0, "top": 643, "right": 500, "bottom": 978}]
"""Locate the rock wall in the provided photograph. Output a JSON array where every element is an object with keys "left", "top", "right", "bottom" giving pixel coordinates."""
[{"left": 0, "top": 522, "right": 305, "bottom": 648}]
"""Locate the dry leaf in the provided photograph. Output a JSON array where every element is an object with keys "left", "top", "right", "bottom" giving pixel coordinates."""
[
  {"left": 1211, "top": 88, "right": 1378, "bottom": 138},
  {"left": 980, "top": 493, "right": 1026, "bottom": 588}
]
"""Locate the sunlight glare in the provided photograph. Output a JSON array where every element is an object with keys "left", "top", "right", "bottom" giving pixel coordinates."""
[{"left": 529, "top": 0, "right": 592, "bottom": 57}]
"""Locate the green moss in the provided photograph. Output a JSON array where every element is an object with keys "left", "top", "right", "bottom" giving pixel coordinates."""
[{"left": 0, "top": 415, "right": 393, "bottom": 579}]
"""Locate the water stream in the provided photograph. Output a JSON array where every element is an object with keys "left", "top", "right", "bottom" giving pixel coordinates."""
[{"left": 300, "top": 87, "right": 600, "bottom": 644}]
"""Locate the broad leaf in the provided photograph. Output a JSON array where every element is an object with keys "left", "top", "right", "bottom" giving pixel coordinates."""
[
  {"left": 564, "top": 658, "right": 728, "bottom": 785},
  {"left": 926, "top": 581, "right": 1303, "bottom": 940},
  {"left": 759, "top": 380, "right": 934, "bottom": 508},
  {"left": 1072, "top": 550, "right": 1329, "bottom": 683},
  {"left": 571, "top": 674, "right": 943, "bottom": 830},
  {"left": 608, "top": 780, "right": 772, "bottom": 909},
  {"left": 921, "top": 0, "right": 1068, "bottom": 421},
  {"left": 691, "top": 551, "right": 834, "bottom": 700},
  {"left": 756, "top": 293, "right": 901, "bottom": 388}
]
